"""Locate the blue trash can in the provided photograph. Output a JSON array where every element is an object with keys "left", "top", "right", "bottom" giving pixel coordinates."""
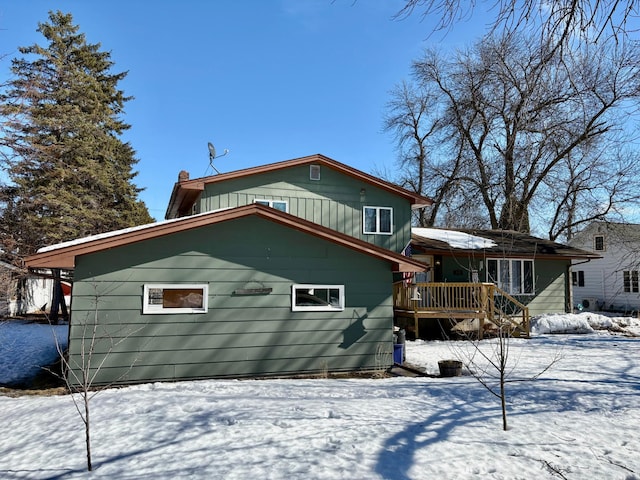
[{"left": 393, "top": 343, "right": 404, "bottom": 364}]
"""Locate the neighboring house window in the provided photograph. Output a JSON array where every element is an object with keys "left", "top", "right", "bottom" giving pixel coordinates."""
[
  {"left": 254, "top": 199, "right": 288, "bottom": 212},
  {"left": 623, "top": 271, "right": 639, "bottom": 293},
  {"left": 310, "top": 164, "right": 321, "bottom": 181},
  {"left": 143, "top": 284, "right": 208, "bottom": 314},
  {"left": 594, "top": 235, "right": 605, "bottom": 251},
  {"left": 486, "top": 259, "right": 534, "bottom": 295},
  {"left": 572, "top": 271, "right": 585, "bottom": 287},
  {"left": 291, "top": 284, "right": 345, "bottom": 311},
  {"left": 363, "top": 206, "right": 393, "bottom": 235}
]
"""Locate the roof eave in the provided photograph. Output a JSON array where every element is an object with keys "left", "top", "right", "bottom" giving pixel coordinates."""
[
  {"left": 165, "top": 181, "right": 205, "bottom": 219},
  {"left": 26, "top": 204, "right": 428, "bottom": 273},
  {"left": 166, "top": 154, "right": 433, "bottom": 216},
  {"left": 412, "top": 245, "right": 601, "bottom": 260}
]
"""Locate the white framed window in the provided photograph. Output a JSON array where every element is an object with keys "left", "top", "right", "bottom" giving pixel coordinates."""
[
  {"left": 486, "top": 259, "right": 534, "bottom": 295},
  {"left": 572, "top": 270, "right": 585, "bottom": 287},
  {"left": 623, "top": 270, "right": 639, "bottom": 293},
  {"left": 310, "top": 164, "right": 321, "bottom": 181},
  {"left": 143, "top": 284, "right": 208, "bottom": 314},
  {"left": 291, "top": 284, "right": 345, "bottom": 311},
  {"left": 363, "top": 206, "right": 393, "bottom": 235},
  {"left": 254, "top": 199, "right": 288, "bottom": 212},
  {"left": 594, "top": 235, "right": 605, "bottom": 251}
]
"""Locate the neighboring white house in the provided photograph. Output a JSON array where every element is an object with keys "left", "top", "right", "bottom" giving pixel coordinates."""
[
  {"left": 568, "top": 222, "right": 640, "bottom": 313},
  {"left": 0, "top": 261, "right": 70, "bottom": 317}
]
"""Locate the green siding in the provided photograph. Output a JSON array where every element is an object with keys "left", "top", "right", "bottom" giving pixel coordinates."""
[
  {"left": 522, "top": 259, "right": 569, "bottom": 315},
  {"left": 196, "top": 165, "right": 412, "bottom": 253},
  {"left": 68, "top": 216, "right": 396, "bottom": 385},
  {"left": 440, "top": 256, "right": 570, "bottom": 315}
]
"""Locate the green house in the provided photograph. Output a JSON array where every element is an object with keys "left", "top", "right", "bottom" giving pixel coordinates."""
[
  {"left": 401, "top": 227, "right": 598, "bottom": 339},
  {"left": 26, "top": 155, "right": 430, "bottom": 385},
  {"left": 166, "top": 153, "right": 431, "bottom": 252}
]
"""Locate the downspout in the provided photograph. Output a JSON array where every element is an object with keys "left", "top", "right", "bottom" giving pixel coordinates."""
[{"left": 568, "top": 258, "right": 593, "bottom": 312}]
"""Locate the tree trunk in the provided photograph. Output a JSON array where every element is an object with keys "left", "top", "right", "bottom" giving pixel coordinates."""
[
  {"left": 85, "top": 392, "right": 92, "bottom": 471},
  {"left": 500, "top": 331, "right": 509, "bottom": 431},
  {"left": 49, "top": 268, "right": 68, "bottom": 324},
  {"left": 500, "top": 371, "right": 508, "bottom": 431},
  {"left": 498, "top": 196, "right": 530, "bottom": 233}
]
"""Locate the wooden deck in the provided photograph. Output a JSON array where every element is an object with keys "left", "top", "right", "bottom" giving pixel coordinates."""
[{"left": 393, "top": 282, "right": 530, "bottom": 339}]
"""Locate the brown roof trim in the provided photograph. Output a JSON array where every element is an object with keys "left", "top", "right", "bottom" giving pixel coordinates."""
[
  {"left": 26, "top": 204, "right": 427, "bottom": 273},
  {"left": 411, "top": 228, "right": 600, "bottom": 260},
  {"left": 165, "top": 153, "right": 433, "bottom": 219}
]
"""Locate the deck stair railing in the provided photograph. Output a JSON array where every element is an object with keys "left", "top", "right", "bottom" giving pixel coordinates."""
[{"left": 393, "top": 282, "right": 529, "bottom": 338}]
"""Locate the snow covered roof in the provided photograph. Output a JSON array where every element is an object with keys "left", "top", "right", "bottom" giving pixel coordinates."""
[
  {"left": 411, "top": 227, "right": 599, "bottom": 259},
  {"left": 36, "top": 209, "right": 219, "bottom": 254},
  {"left": 412, "top": 228, "right": 497, "bottom": 250},
  {"left": 26, "top": 204, "right": 428, "bottom": 273}
]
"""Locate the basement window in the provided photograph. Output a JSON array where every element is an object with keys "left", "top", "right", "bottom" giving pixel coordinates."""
[
  {"left": 143, "top": 284, "right": 208, "bottom": 314},
  {"left": 292, "top": 284, "right": 344, "bottom": 311}
]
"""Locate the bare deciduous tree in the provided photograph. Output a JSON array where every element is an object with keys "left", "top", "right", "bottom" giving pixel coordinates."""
[
  {"left": 538, "top": 148, "right": 640, "bottom": 240},
  {"left": 49, "top": 282, "right": 143, "bottom": 472},
  {"left": 384, "top": 81, "right": 490, "bottom": 229},
  {"left": 385, "top": 33, "right": 640, "bottom": 240},
  {"left": 384, "top": 80, "right": 442, "bottom": 227},
  {"left": 451, "top": 316, "right": 559, "bottom": 431},
  {"left": 395, "top": 0, "right": 639, "bottom": 54},
  {"left": 425, "top": 278, "right": 560, "bottom": 431}
]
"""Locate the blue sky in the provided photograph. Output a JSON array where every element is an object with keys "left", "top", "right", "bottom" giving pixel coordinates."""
[{"left": 0, "top": 1, "right": 486, "bottom": 220}]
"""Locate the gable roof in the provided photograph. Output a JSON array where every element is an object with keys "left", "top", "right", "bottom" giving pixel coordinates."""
[
  {"left": 165, "top": 153, "right": 433, "bottom": 219},
  {"left": 570, "top": 221, "right": 640, "bottom": 245},
  {"left": 25, "top": 204, "right": 428, "bottom": 273},
  {"left": 411, "top": 227, "right": 599, "bottom": 260}
]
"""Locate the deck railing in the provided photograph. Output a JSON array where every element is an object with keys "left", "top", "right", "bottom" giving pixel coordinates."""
[{"left": 393, "top": 282, "right": 530, "bottom": 338}]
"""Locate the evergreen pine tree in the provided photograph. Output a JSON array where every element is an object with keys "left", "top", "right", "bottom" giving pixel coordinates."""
[{"left": 0, "top": 11, "right": 153, "bottom": 256}]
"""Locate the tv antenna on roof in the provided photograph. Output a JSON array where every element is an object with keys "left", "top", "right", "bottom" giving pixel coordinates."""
[{"left": 207, "top": 141, "right": 229, "bottom": 175}]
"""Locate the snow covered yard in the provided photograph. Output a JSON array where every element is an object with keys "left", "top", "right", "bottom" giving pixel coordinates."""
[
  {"left": 0, "top": 313, "right": 639, "bottom": 479},
  {"left": 0, "top": 320, "right": 68, "bottom": 387}
]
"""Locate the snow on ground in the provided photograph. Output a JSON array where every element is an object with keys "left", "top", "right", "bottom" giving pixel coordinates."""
[
  {"left": 0, "top": 313, "right": 639, "bottom": 479},
  {"left": 0, "top": 321, "right": 68, "bottom": 386}
]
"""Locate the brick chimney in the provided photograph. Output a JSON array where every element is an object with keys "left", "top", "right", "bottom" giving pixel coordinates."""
[{"left": 178, "top": 170, "right": 189, "bottom": 182}]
